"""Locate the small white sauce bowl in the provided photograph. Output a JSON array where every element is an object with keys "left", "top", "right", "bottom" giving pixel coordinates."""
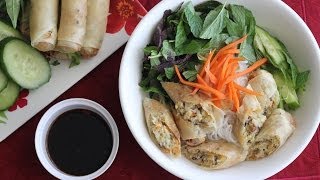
[{"left": 35, "top": 98, "right": 119, "bottom": 180}]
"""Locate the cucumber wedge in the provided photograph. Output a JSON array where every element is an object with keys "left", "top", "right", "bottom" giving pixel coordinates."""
[
  {"left": 0, "top": 20, "right": 23, "bottom": 41},
  {"left": 0, "top": 68, "right": 8, "bottom": 92},
  {"left": 0, "top": 38, "right": 51, "bottom": 89},
  {"left": 0, "top": 81, "right": 20, "bottom": 110}
]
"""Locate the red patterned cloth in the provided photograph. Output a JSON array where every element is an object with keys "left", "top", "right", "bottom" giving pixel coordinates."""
[{"left": 0, "top": 0, "right": 319, "bottom": 179}]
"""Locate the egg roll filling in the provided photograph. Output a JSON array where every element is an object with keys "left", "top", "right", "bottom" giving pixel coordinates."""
[
  {"left": 149, "top": 115, "right": 179, "bottom": 151},
  {"left": 247, "top": 137, "right": 280, "bottom": 160},
  {"left": 185, "top": 149, "right": 227, "bottom": 168},
  {"left": 175, "top": 102, "right": 214, "bottom": 128}
]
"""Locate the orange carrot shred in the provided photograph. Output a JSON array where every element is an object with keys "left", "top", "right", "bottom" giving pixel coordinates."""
[
  {"left": 230, "top": 82, "right": 239, "bottom": 112},
  {"left": 174, "top": 35, "right": 266, "bottom": 112},
  {"left": 233, "top": 83, "right": 262, "bottom": 96},
  {"left": 220, "top": 35, "right": 248, "bottom": 52},
  {"left": 225, "top": 58, "right": 267, "bottom": 84},
  {"left": 174, "top": 66, "right": 225, "bottom": 99}
]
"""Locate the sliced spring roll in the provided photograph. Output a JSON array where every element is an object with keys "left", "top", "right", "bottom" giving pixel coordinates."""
[
  {"left": 161, "top": 82, "right": 225, "bottom": 144},
  {"left": 161, "top": 82, "right": 225, "bottom": 132},
  {"left": 80, "top": 0, "right": 110, "bottom": 58},
  {"left": 234, "top": 85, "right": 266, "bottom": 149},
  {"left": 56, "top": 0, "right": 87, "bottom": 53},
  {"left": 143, "top": 98, "right": 181, "bottom": 157},
  {"left": 247, "top": 109, "right": 295, "bottom": 160},
  {"left": 248, "top": 70, "right": 280, "bottom": 117},
  {"left": 30, "top": 0, "right": 59, "bottom": 51},
  {"left": 183, "top": 140, "right": 245, "bottom": 169},
  {"left": 171, "top": 108, "right": 206, "bottom": 143}
]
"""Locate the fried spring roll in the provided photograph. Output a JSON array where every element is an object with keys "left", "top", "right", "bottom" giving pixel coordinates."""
[
  {"left": 234, "top": 85, "right": 266, "bottom": 149},
  {"left": 30, "top": 0, "right": 58, "bottom": 51},
  {"left": 183, "top": 140, "right": 245, "bottom": 169},
  {"left": 143, "top": 98, "right": 181, "bottom": 157},
  {"left": 80, "top": 0, "right": 110, "bottom": 58},
  {"left": 56, "top": 0, "right": 87, "bottom": 53},
  {"left": 161, "top": 82, "right": 225, "bottom": 143},
  {"left": 248, "top": 70, "right": 280, "bottom": 117},
  {"left": 247, "top": 109, "right": 295, "bottom": 160}
]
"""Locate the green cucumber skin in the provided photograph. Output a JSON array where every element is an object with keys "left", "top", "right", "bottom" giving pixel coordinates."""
[
  {"left": 0, "top": 68, "right": 8, "bottom": 92},
  {"left": 0, "top": 81, "right": 20, "bottom": 111},
  {"left": 0, "top": 37, "right": 51, "bottom": 89}
]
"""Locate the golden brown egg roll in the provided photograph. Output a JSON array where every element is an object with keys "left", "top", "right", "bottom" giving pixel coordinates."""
[
  {"left": 234, "top": 85, "right": 266, "bottom": 149},
  {"left": 80, "top": 0, "right": 110, "bottom": 58},
  {"left": 248, "top": 70, "right": 280, "bottom": 117},
  {"left": 183, "top": 140, "right": 245, "bottom": 169},
  {"left": 143, "top": 98, "right": 181, "bottom": 157},
  {"left": 56, "top": 0, "right": 87, "bottom": 53},
  {"left": 29, "top": 0, "right": 59, "bottom": 51},
  {"left": 247, "top": 109, "right": 295, "bottom": 160}
]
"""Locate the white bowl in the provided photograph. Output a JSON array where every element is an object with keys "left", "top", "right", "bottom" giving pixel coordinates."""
[
  {"left": 35, "top": 98, "right": 119, "bottom": 180},
  {"left": 119, "top": 0, "right": 320, "bottom": 179}
]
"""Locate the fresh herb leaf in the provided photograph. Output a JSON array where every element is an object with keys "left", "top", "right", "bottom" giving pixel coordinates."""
[
  {"left": 195, "top": 0, "right": 222, "bottom": 13},
  {"left": 283, "top": 51, "right": 298, "bottom": 87},
  {"left": 199, "top": 33, "right": 229, "bottom": 55},
  {"left": 164, "top": 67, "right": 175, "bottom": 79},
  {"left": 5, "top": 0, "right": 21, "bottom": 28},
  {"left": 68, "top": 52, "right": 81, "bottom": 68},
  {"left": 296, "top": 70, "right": 310, "bottom": 90},
  {"left": 157, "top": 73, "right": 166, "bottom": 81},
  {"left": 150, "top": 50, "right": 161, "bottom": 67},
  {"left": 225, "top": 36, "right": 239, "bottom": 44},
  {"left": 229, "top": 5, "right": 247, "bottom": 28},
  {"left": 184, "top": 1, "right": 203, "bottom": 37},
  {"left": 141, "top": 86, "right": 164, "bottom": 95},
  {"left": 175, "top": 19, "right": 188, "bottom": 48},
  {"left": 240, "top": 36, "right": 256, "bottom": 63},
  {"left": 200, "top": 4, "right": 227, "bottom": 39},
  {"left": 183, "top": 70, "right": 197, "bottom": 81},
  {"left": 144, "top": 46, "right": 158, "bottom": 55},
  {"left": 226, "top": 18, "right": 243, "bottom": 37},
  {"left": 176, "top": 39, "right": 207, "bottom": 55},
  {"left": 162, "top": 40, "right": 176, "bottom": 60}
]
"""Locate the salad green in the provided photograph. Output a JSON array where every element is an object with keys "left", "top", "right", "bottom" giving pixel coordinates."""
[{"left": 140, "top": 0, "right": 309, "bottom": 110}]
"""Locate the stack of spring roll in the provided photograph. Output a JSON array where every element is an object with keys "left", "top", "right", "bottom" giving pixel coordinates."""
[{"left": 29, "top": 0, "right": 110, "bottom": 58}]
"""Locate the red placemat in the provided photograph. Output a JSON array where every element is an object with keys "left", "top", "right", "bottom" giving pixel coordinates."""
[{"left": 0, "top": 0, "right": 319, "bottom": 179}]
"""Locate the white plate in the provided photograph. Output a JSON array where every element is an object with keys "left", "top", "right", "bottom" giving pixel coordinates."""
[{"left": 119, "top": 0, "right": 320, "bottom": 179}]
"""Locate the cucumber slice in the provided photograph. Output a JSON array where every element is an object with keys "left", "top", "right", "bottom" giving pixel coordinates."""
[
  {"left": 0, "top": 81, "right": 20, "bottom": 110},
  {"left": 0, "top": 38, "right": 51, "bottom": 89},
  {"left": 0, "top": 20, "right": 23, "bottom": 41},
  {"left": 0, "top": 68, "right": 8, "bottom": 92}
]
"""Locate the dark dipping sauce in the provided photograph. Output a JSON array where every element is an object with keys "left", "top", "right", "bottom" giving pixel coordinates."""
[{"left": 47, "top": 109, "right": 113, "bottom": 176}]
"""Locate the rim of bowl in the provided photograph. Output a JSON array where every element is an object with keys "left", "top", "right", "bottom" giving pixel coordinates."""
[
  {"left": 35, "top": 98, "right": 119, "bottom": 180},
  {"left": 119, "top": 0, "right": 320, "bottom": 179}
]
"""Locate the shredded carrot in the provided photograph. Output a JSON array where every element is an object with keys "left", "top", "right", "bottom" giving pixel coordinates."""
[
  {"left": 225, "top": 58, "right": 268, "bottom": 84},
  {"left": 233, "top": 83, "right": 262, "bottom": 96},
  {"left": 220, "top": 49, "right": 241, "bottom": 56},
  {"left": 175, "top": 66, "right": 225, "bottom": 99},
  {"left": 174, "top": 35, "right": 265, "bottom": 112},
  {"left": 220, "top": 35, "right": 248, "bottom": 52},
  {"left": 205, "top": 68, "right": 217, "bottom": 84},
  {"left": 192, "top": 50, "right": 216, "bottom": 95},
  {"left": 230, "top": 82, "right": 239, "bottom": 111},
  {"left": 199, "top": 50, "right": 215, "bottom": 77}
]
